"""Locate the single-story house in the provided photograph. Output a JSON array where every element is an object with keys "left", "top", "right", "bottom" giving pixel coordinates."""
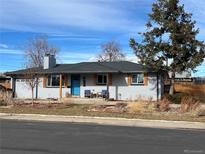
[{"left": 5, "top": 55, "right": 165, "bottom": 101}]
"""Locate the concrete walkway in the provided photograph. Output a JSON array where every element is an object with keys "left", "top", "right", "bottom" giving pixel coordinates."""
[{"left": 0, "top": 113, "right": 204, "bottom": 130}]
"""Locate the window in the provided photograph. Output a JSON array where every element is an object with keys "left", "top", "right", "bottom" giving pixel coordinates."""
[
  {"left": 97, "top": 74, "right": 107, "bottom": 85},
  {"left": 132, "top": 73, "right": 144, "bottom": 84},
  {"left": 47, "top": 75, "right": 64, "bottom": 87}
]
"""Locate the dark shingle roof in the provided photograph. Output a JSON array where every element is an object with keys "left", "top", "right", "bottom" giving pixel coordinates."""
[{"left": 5, "top": 61, "right": 154, "bottom": 76}]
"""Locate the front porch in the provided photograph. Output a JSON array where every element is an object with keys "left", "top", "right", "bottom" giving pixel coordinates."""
[
  {"left": 42, "top": 73, "right": 113, "bottom": 100},
  {"left": 12, "top": 73, "right": 114, "bottom": 100}
]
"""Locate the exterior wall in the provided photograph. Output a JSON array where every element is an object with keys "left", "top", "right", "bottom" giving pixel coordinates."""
[
  {"left": 117, "top": 73, "right": 159, "bottom": 101},
  {"left": 15, "top": 78, "right": 70, "bottom": 99},
  {"left": 37, "top": 78, "right": 70, "bottom": 99},
  {"left": 16, "top": 80, "right": 34, "bottom": 98},
  {"left": 15, "top": 73, "right": 163, "bottom": 101},
  {"left": 80, "top": 73, "right": 161, "bottom": 101}
]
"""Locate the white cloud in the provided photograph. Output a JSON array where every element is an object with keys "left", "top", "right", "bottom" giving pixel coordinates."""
[
  {"left": 126, "top": 55, "right": 139, "bottom": 63},
  {"left": 0, "top": 43, "right": 8, "bottom": 49},
  {"left": 0, "top": 0, "right": 143, "bottom": 33},
  {"left": 58, "top": 51, "right": 96, "bottom": 63},
  {"left": 58, "top": 51, "right": 140, "bottom": 63},
  {"left": 49, "top": 36, "right": 102, "bottom": 41},
  {"left": 0, "top": 49, "right": 23, "bottom": 55}
]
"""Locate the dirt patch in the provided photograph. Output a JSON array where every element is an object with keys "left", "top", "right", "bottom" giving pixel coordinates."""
[
  {"left": 13, "top": 102, "right": 73, "bottom": 109},
  {"left": 88, "top": 103, "right": 127, "bottom": 113},
  {"left": 0, "top": 103, "right": 205, "bottom": 122}
]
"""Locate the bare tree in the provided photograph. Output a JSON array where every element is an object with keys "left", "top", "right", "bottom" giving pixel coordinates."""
[
  {"left": 97, "top": 41, "right": 125, "bottom": 62},
  {"left": 24, "top": 68, "right": 38, "bottom": 105},
  {"left": 23, "top": 36, "right": 59, "bottom": 104},
  {"left": 25, "top": 35, "right": 59, "bottom": 68}
]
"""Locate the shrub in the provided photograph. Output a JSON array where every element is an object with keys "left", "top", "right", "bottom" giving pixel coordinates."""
[
  {"left": 180, "top": 96, "right": 200, "bottom": 113},
  {"left": 0, "top": 91, "right": 13, "bottom": 106},
  {"left": 163, "top": 93, "right": 188, "bottom": 104},
  {"left": 158, "top": 97, "right": 171, "bottom": 112},
  {"left": 127, "top": 101, "right": 156, "bottom": 113},
  {"left": 127, "top": 102, "right": 146, "bottom": 113},
  {"left": 146, "top": 103, "right": 156, "bottom": 112},
  {"left": 170, "top": 93, "right": 188, "bottom": 104}
]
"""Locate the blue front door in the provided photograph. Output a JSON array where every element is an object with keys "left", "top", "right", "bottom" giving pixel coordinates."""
[{"left": 71, "top": 75, "right": 80, "bottom": 96}]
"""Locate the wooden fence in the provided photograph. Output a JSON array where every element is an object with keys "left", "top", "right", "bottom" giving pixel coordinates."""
[
  {"left": 0, "top": 82, "right": 11, "bottom": 90},
  {"left": 174, "top": 83, "right": 205, "bottom": 101}
]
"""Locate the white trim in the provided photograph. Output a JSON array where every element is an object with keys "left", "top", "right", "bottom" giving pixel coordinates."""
[{"left": 131, "top": 73, "right": 144, "bottom": 85}]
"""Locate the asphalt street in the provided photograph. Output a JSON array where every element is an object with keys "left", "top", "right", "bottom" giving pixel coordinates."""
[{"left": 0, "top": 119, "right": 204, "bottom": 154}]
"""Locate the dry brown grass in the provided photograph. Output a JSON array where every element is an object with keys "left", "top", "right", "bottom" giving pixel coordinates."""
[
  {"left": 159, "top": 97, "right": 171, "bottom": 112},
  {"left": 0, "top": 91, "right": 13, "bottom": 106},
  {"left": 180, "top": 96, "right": 201, "bottom": 113},
  {"left": 0, "top": 104, "right": 205, "bottom": 122},
  {"left": 13, "top": 102, "right": 73, "bottom": 109},
  {"left": 127, "top": 101, "right": 156, "bottom": 113},
  {"left": 174, "top": 83, "right": 205, "bottom": 102},
  {"left": 0, "top": 82, "right": 11, "bottom": 90}
]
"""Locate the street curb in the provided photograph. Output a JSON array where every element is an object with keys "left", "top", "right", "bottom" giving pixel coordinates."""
[{"left": 0, "top": 113, "right": 205, "bottom": 130}]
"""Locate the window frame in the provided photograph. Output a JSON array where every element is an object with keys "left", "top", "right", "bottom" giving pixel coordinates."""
[
  {"left": 96, "top": 74, "right": 107, "bottom": 85},
  {"left": 47, "top": 75, "right": 65, "bottom": 88},
  {"left": 131, "top": 73, "right": 144, "bottom": 85}
]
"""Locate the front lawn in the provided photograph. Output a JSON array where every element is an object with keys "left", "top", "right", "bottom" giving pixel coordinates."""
[{"left": 0, "top": 103, "right": 205, "bottom": 123}]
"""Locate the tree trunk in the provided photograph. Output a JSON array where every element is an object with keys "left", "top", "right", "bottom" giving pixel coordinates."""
[
  {"left": 32, "top": 88, "right": 34, "bottom": 106},
  {"left": 35, "top": 78, "right": 38, "bottom": 99},
  {"left": 169, "top": 72, "right": 175, "bottom": 95}
]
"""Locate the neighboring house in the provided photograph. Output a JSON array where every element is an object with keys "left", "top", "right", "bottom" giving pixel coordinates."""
[
  {"left": 175, "top": 71, "right": 192, "bottom": 82},
  {"left": 175, "top": 71, "right": 192, "bottom": 79},
  {"left": 0, "top": 74, "right": 11, "bottom": 90},
  {"left": 5, "top": 55, "right": 165, "bottom": 101},
  {"left": 167, "top": 71, "right": 192, "bottom": 82}
]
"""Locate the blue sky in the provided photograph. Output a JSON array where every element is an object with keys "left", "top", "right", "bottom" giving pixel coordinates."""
[{"left": 0, "top": 0, "right": 205, "bottom": 76}]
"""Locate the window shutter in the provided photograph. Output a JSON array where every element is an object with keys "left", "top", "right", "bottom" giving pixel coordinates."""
[
  {"left": 128, "top": 74, "right": 132, "bottom": 86},
  {"left": 108, "top": 73, "right": 112, "bottom": 86},
  {"left": 94, "top": 74, "right": 97, "bottom": 85},
  {"left": 144, "top": 73, "right": 148, "bottom": 86},
  {"left": 43, "top": 76, "right": 47, "bottom": 88},
  {"left": 64, "top": 75, "right": 68, "bottom": 87},
  {"left": 67, "top": 75, "right": 71, "bottom": 87}
]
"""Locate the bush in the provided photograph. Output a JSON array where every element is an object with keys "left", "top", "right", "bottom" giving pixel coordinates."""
[
  {"left": 127, "top": 102, "right": 146, "bottom": 113},
  {"left": 0, "top": 91, "right": 13, "bottom": 106},
  {"left": 158, "top": 97, "right": 171, "bottom": 112},
  {"left": 163, "top": 93, "right": 188, "bottom": 104},
  {"left": 127, "top": 101, "right": 156, "bottom": 113},
  {"left": 180, "top": 96, "right": 200, "bottom": 113}
]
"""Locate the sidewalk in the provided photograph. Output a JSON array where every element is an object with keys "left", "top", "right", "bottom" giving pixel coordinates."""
[{"left": 0, "top": 113, "right": 205, "bottom": 130}]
